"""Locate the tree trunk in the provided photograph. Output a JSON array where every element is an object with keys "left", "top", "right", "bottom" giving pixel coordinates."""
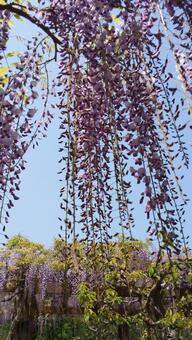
[
  {"left": 118, "top": 323, "right": 130, "bottom": 340},
  {"left": 14, "top": 320, "right": 34, "bottom": 340}
]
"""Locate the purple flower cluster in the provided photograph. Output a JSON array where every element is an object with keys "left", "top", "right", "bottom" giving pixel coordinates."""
[
  {"left": 0, "top": 0, "right": 191, "bottom": 257},
  {"left": 0, "top": 266, "right": 7, "bottom": 290},
  {"left": 0, "top": 52, "right": 41, "bottom": 228},
  {"left": 25, "top": 264, "right": 38, "bottom": 297},
  {"left": 0, "top": 26, "right": 53, "bottom": 232},
  {"left": 46, "top": 0, "right": 191, "bottom": 254},
  {"left": 0, "top": 9, "right": 10, "bottom": 52},
  {"left": 38, "top": 264, "right": 55, "bottom": 301}
]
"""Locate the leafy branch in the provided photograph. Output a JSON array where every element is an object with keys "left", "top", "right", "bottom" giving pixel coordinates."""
[{"left": 0, "top": 2, "right": 61, "bottom": 59}]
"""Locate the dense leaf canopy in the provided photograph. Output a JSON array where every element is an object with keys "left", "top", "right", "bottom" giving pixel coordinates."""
[{"left": 0, "top": 235, "right": 192, "bottom": 339}]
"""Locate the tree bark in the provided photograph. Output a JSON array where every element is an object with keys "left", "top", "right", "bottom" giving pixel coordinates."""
[{"left": 118, "top": 323, "right": 130, "bottom": 340}]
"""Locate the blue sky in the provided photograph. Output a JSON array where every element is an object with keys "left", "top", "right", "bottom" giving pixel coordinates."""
[
  {"left": 8, "top": 116, "right": 61, "bottom": 246},
  {"left": 4, "top": 6, "right": 192, "bottom": 247}
]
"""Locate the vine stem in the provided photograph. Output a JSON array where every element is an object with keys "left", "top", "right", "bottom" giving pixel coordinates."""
[{"left": 0, "top": 2, "right": 61, "bottom": 61}]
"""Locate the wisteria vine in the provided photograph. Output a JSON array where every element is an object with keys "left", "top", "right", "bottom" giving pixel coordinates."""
[
  {"left": 49, "top": 0, "right": 191, "bottom": 258},
  {"left": 0, "top": 0, "right": 191, "bottom": 261}
]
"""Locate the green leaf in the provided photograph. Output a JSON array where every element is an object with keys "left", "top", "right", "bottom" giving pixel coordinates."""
[
  {"left": 0, "top": 66, "right": 8, "bottom": 78},
  {"left": 111, "top": 15, "right": 122, "bottom": 24},
  {"left": 8, "top": 20, "right": 15, "bottom": 28},
  {"left": 5, "top": 51, "right": 22, "bottom": 58},
  {"left": 13, "top": 13, "right": 24, "bottom": 21},
  {"left": 0, "top": 75, "right": 9, "bottom": 87},
  {"left": 148, "top": 265, "right": 156, "bottom": 276}
]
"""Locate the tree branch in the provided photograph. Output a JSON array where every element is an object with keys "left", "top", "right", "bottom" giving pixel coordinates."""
[
  {"left": 0, "top": 288, "right": 19, "bottom": 303},
  {"left": 0, "top": 3, "right": 61, "bottom": 47}
]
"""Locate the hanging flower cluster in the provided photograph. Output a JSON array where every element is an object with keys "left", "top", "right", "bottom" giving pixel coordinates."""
[
  {"left": 0, "top": 9, "right": 10, "bottom": 51},
  {"left": 42, "top": 0, "right": 191, "bottom": 258},
  {"left": 0, "top": 0, "right": 191, "bottom": 259},
  {"left": 0, "top": 8, "right": 54, "bottom": 234}
]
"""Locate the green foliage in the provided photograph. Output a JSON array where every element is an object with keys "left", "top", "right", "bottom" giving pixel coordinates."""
[
  {"left": 77, "top": 283, "right": 97, "bottom": 322},
  {"left": 0, "top": 236, "right": 192, "bottom": 339},
  {"left": 4, "top": 234, "right": 46, "bottom": 267},
  {"left": 0, "top": 323, "right": 9, "bottom": 340},
  {"left": 35, "top": 317, "right": 108, "bottom": 340}
]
